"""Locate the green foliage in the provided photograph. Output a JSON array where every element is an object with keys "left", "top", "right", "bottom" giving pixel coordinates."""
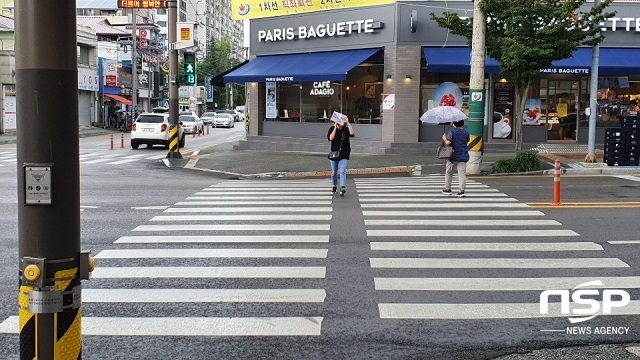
[
  {"left": 494, "top": 152, "right": 542, "bottom": 173},
  {"left": 431, "top": 0, "right": 615, "bottom": 86},
  {"left": 431, "top": 0, "right": 616, "bottom": 150},
  {"left": 197, "top": 38, "right": 246, "bottom": 109}
]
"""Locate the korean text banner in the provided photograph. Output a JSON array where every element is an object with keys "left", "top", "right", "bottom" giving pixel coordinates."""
[{"left": 232, "top": 0, "right": 396, "bottom": 20}]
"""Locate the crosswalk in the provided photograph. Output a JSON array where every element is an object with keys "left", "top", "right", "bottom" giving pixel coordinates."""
[
  {"left": 0, "top": 179, "right": 331, "bottom": 337},
  {"left": 357, "top": 175, "right": 640, "bottom": 322},
  {"left": 2, "top": 175, "right": 638, "bottom": 340},
  {"left": 0, "top": 149, "right": 169, "bottom": 167}
]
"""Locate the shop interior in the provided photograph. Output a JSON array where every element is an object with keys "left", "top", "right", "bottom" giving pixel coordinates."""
[{"left": 267, "top": 51, "right": 385, "bottom": 124}]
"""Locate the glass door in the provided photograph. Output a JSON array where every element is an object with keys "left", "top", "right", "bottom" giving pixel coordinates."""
[{"left": 540, "top": 79, "right": 587, "bottom": 141}]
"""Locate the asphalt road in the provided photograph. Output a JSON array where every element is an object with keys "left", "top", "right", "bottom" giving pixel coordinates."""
[{"left": 0, "top": 134, "right": 639, "bottom": 360}]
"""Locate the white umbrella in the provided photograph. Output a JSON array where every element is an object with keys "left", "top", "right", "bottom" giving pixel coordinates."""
[{"left": 420, "top": 106, "right": 469, "bottom": 132}]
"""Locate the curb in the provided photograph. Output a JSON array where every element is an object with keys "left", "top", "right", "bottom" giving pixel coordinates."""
[{"left": 180, "top": 163, "right": 419, "bottom": 179}]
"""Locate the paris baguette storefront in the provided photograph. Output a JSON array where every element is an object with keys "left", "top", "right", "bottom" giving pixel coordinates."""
[{"left": 226, "top": 1, "right": 640, "bottom": 152}]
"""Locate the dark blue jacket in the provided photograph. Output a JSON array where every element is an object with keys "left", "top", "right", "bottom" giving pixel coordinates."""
[{"left": 447, "top": 127, "right": 470, "bottom": 163}]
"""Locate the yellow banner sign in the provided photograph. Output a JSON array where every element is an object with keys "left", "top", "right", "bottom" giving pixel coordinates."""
[{"left": 232, "top": 0, "right": 396, "bottom": 20}]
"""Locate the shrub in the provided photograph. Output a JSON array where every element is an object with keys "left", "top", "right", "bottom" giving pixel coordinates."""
[{"left": 494, "top": 152, "right": 542, "bottom": 173}]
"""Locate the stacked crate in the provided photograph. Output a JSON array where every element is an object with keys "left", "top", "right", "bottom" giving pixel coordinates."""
[
  {"left": 604, "top": 128, "right": 626, "bottom": 166},
  {"left": 623, "top": 116, "right": 639, "bottom": 166}
]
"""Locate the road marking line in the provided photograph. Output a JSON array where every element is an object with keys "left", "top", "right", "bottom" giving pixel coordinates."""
[
  {"left": 378, "top": 301, "right": 640, "bottom": 319},
  {"left": 374, "top": 276, "right": 640, "bottom": 291},
  {"left": 185, "top": 158, "right": 198, "bottom": 168},
  {"left": 0, "top": 316, "right": 323, "bottom": 336},
  {"left": 367, "top": 229, "right": 579, "bottom": 237},
  {"left": 114, "top": 235, "right": 330, "bottom": 243},
  {"left": 132, "top": 206, "right": 171, "bottom": 210},
  {"left": 151, "top": 214, "right": 333, "bottom": 221},
  {"left": 361, "top": 203, "right": 530, "bottom": 209},
  {"left": 359, "top": 193, "right": 508, "bottom": 197},
  {"left": 205, "top": 187, "right": 328, "bottom": 191},
  {"left": 133, "top": 224, "right": 330, "bottom": 231},
  {"left": 369, "top": 258, "right": 628, "bottom": 268},
  {"left": 358, "top": 189, "right": 500, "bottom": 193},
  {"left": 91, "top": 266, "right": 326, "bottom": 278},
  {"left": 370, "top": 242, "right": 600, "bottom": 251},
  {"left": 365, "top": 219, "right": 561, "bottom": 226},
  {"left": 187, "top": 196, "right": 333, "bottom": 200},
  {"left": 174, "top": 201, "right": 332, "bottom": 205},
  {"left": 360, "top": 198, "right": 518, "bottom": 203},
  {"left": 363, "top": 210, "right": 545, "bottom": 217},
  {"left": 82, "top": 289, "right": 327, "bottom": 303},
  {"left": 146, "top": 154, "right": 168, "bottom": 160},
  {"left": 609, "top": 240, "right": 640, "bottom": 244},
  {"left": 165, "top": 207, "right": 332, "bottom": 213},
  {"left": 357, "top": 185, "right": 489, "bottom": 189},
  {"left": 614, "top": 175, "right": 640, "bottom": 182},
  {"left": 94, "top": 248, "right": 328, "bottom": 259},
  {"left": 194, "top": 191, "right": 331, "bottom": 196}
]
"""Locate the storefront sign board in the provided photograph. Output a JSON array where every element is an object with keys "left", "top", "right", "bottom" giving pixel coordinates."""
[
  {"left": 266, "top": 82, "right": 277, "bottom": 118},
  {"left": 233, "top": 0, "right": 396, "bottom": 20},
  {"left": 2, "top": 84, "right": 16, "bottom": 131},
  {"left": 257, "top": 19, "right": 377, "bottom": 43},
  {"left": 382, "top": 94, "right": 395, "bottom": 110},
  {"left": 492, "top": 82, "right": 514, "bottom": 139}
]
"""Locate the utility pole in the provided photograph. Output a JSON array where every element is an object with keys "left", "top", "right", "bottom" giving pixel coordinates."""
[
  {"left": 132, "top": 9, "right": 138, "bottom": 121},
  {"left": 466, "top": 0, "right": 487, "bottom": 175},
  {"left": 166, "top": 0, "right": 182, "bottom": 158},
  {"left": 585, "top": 0, "right": 601, "bottom": 163},
  {"left": 16, "top": 1, "right": 93, "bottom": 358}
]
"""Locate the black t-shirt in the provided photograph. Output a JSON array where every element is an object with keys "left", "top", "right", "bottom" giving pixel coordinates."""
[{"left": 327, "top": 126, "right": 354, "bottom": 160}]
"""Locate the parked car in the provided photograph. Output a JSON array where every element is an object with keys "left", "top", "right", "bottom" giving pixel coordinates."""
[
  {"left": 179, "top": 114, "right": 204, "bottom": 134},
  {"left": 200, "top": 112, "right": 217, "bottom": 125},
  {"left": 218, "top": 109, "right": 240, "bottom": 122},
  {"left": 131, "top": 113, "right": 184, "bottom": 150},
  {"left": 212, "top": 113, "right": 235, "bottom": 128}
]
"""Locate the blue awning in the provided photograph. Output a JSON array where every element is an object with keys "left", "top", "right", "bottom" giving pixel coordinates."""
[
  {"left": 424, "top": 46, "right": 640, "bottom": 75},
  {"left": 423, "top": 47, "right": 501, "bottom": 73},
  {"left": 224, "top": 48, "right": 380, "bottom": 83},
  {"left": 599, "top": 48, "right": 640, "bottom": 75}
]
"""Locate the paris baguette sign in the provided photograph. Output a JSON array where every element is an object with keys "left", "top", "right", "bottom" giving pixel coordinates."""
[{"left": 257, "top": 19, "right": 379, "bottom": 43}]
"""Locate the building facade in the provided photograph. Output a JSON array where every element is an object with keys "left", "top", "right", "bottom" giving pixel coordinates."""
[{"left": 228, "top": 2, "right": 640, "bottom": 152}]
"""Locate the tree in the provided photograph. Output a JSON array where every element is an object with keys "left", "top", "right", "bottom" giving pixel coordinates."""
[
  {"left": 198, "top": 37, "right": 246, "bottom": 109},
  {"left": 432, "top": 0, "right": 615, "bottom": 151}
]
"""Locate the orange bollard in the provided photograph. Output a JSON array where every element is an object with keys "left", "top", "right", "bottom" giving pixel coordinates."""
[
  {"left": 110, "top": 134, "right": 114, "bottom": 150},
  {"left": 552, "top": 159, "right": 561, "bottom": 206},
  {"left": 121, "top": 133, "right": 124, "bottom": 148}
]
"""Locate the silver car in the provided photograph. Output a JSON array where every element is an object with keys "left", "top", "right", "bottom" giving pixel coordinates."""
[
  {"left": 179, "top": 114, "right": 204, "bottom": 134},
  {"left": 200, "top": 112, "right": 216, "bottom": 125},
  {"left": 212, "top": 113, "right": 235, "bottom": 128}
]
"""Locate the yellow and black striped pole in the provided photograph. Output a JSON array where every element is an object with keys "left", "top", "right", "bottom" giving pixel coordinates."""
[
  {"left": 168, "top": 124, "right": 181, "bottom": 154},
  {"left": 16, "top": 1, "right": 94, "bottom": 358}
]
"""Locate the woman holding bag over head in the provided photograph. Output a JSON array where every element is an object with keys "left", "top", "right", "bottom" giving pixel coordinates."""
[
  {"left": 328, "top": 117, "right": 355, "bottom": 196},
  {"left": 442, "top": 120, "right": 470, "bottom": 197}
]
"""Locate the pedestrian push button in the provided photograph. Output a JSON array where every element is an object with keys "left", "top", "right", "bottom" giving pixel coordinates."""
[{"left": 24, "top": 264, "right": 41, "bottom": 281}]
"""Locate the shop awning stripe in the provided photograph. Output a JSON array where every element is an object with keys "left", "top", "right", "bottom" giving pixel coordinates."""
[
  {"left": 424, "top": 47, "right": 640, "bottom": 75},
  {"left": 224, "top": 48, "right": 381, "bottom": 83},
  {"left": 105, "top": 94, "right": 132, "bottom": 105}
]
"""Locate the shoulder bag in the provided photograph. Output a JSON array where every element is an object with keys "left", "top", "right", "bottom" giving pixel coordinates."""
[
  {"left": 436, "top": 141, "right": 454, "bottom": 159},
  {"left": 328, "top": 131, "right": 345, "bottom": 160}
]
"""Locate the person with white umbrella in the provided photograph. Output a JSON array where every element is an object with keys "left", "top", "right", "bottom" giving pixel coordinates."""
[{"left": 441, "top": 119, "right": 470, "bottom": 197}]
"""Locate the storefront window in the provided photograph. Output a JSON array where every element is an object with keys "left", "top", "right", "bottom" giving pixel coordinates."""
[{"left": 596, "top": 76, "right": 640, "bottom": 124}]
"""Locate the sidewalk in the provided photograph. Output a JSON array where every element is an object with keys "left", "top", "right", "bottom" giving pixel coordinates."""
[
  {"left": 2, "top": 129, "right": 639, "bottom": 177},
  {"left": 184, "top": 141, "right": 640, "bottom": 179}
]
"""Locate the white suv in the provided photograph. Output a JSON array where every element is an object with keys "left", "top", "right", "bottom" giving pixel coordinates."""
[{"left": 131, "top": 113, "right": 185, "bottom": 149}]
